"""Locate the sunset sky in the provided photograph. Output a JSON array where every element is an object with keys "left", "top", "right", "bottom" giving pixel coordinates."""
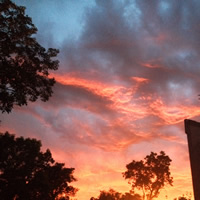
[{"left": 1, "top": 0, "right": 200, "bottom": 199}]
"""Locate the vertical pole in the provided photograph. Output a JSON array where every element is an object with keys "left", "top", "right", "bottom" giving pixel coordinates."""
[{"left": 185, "top": 119, "right": 200, "bottom": 200}]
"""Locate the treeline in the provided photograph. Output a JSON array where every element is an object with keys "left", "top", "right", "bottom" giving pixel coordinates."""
[
  {"left": 0, "top": 132, "right": 192, "bottom": 200},
  {"left": 0, "top": 132, "right": 175, "bottom": 200}
]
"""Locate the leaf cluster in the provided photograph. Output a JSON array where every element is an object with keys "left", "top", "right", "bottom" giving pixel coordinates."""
[
  {"left": 0, "top": 0, "right": 59, "bottom": 113},
  {"left": 91, "top": 189, "right": 142, "bottom": 200},
  {"left": 0, "top": 132, "right": 77, "bottom": 200},
  {"left": 123, "top": 151, "right": 173, "bottom": 200}
]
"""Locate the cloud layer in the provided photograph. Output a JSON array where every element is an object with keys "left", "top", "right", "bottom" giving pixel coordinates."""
[{"left": 2, "top": 0, "right": 200, "bottom": 199}]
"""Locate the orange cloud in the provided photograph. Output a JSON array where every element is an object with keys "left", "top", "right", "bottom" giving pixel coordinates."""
[
  {"left": 1, "top": 73, "right": 196, "bottom": 200},
  {"left": 2, "top": 1, "right": 200, "bottom": 199},
  {"left": 140, "top": 60, "right": 163, "bottom": 69},
  {"left": 131, "top": 76, "right": 149, "bottom": 83}
]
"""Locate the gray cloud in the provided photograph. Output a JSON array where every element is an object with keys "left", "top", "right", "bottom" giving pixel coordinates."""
[
  {"left": 55, "top": 0, "right": 200, "bottom": 105},
  {"left": 2, "top": 0, "right": 200, "bottom": 152},
  {"left": 2, "top": 2, "right": 200, "bottom": 198}
]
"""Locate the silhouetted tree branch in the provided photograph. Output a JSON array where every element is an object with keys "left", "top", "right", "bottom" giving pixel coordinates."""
[
  {"left": 0, "top": 132, "right": 78, "bottom": 199},
  {"left": 123, "top": 151, "right": 173, "bottom": 200},
  {"left": 0, "top": 0, "right": 59, "bottom": 113},
  {"left": 90, "top": 189, "right": 142, "bottom": 200}
]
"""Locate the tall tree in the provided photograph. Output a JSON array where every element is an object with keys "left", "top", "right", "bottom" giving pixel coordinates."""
[
  {"left": 0, "top": 0, "right": 59, "bottom": 113},
  {"left": 0, "top": 132, "right": 77, "bottom": 200},
  {"left": 123, "top": 151, "right": 173, "bottom": 200}
]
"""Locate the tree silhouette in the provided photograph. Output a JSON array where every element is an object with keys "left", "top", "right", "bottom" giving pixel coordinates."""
[
  {"left": 0, "top": 132, "right": 77, "bottom": 200},
  {"left": 173, "top": 193, "right": 192, "bottom": 200},
  {"left": 123, "top": 151, "right": 173, "bottom": 200},
  {"left": 121, "top": 192, "right": 142, "bottom": 200},
  {"left": 90, "top": 189, "right": 141, "bottom": 200},
  {"left": 0, "top": 0, "right": 59, "bottom": 113},
  {"left": 174, "top": 197, "right": 190, "bottom": 200},
  {"left": 178, "top": 198, "right": 189, "bottom": 200},
  {"left": 91, "top": 189, "right": 121, "bottom": 200}
]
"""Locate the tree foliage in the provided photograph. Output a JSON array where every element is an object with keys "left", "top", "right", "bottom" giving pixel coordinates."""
[
  {"left": 0, "top": 132, "right": 77, "bottom": 200},
  {"left": 90, "top": 189, "right": 141, "bottom": 200},
  {"left": 0, "top": 0, "right": 59, "bottom": 113},
  {"left": 174, "top": 193, "right": 192, "bottom": 200},
  {"left": 91, "top": 189, "right": 121, "bottom": 200},
  {"left": 123, "top": 151, "right": 173, "bottom": 200},
  {"left": 177, "top": 198, "right": 189, "bottom": 200},
  {"left": 174, "top": 197, "right": 190, "bottom": 200},
  {"left": 121, "top": 192, "right": 142, "bottom": 200}
]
